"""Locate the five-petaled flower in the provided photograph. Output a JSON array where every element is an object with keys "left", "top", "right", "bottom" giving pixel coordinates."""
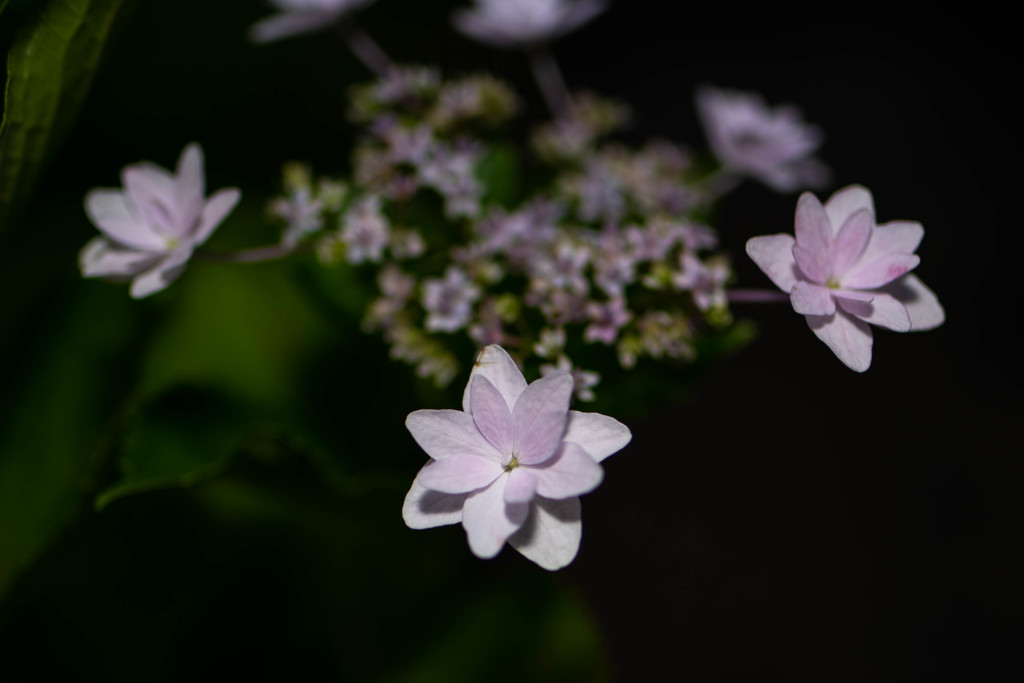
[
  {"left": 249, "top": 0, "right": 376, "bottom": 44},
  {"left": 402, "top": 344, "right": 631, "bottom": 569},
  {"left": 452, "top": 0, "right": 607, "bottom": 49},
  {"left": 697, "top": 85, "right": 828, "bottom": 192},
  {"left": 746, "top": 184, "right": 944, "bottom": 371},
  {"left": 79, "top": 143, "right": 241, "bottom": 299}
]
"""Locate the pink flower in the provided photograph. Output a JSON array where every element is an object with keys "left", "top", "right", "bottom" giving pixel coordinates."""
[
  {"left": 79, "top": 143, "right": 240, "bottom": 299},
  {"left": 402, "top": 345, "right": 630, "bottom": 569},
  {"left": 697, "top": 85, "right": 828, "bottom": 192},
  {"left": 746, "top": 185, "right": 945, "bottom": 371}
]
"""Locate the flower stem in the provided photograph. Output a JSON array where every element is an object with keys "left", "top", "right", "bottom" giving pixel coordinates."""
[
  {"left": 527, "top": 45, "right": 573, "bottom": 119},
  {"left": 338, "top": 20, "right": 393, "bottom": 77},
  {"left": 727, "top": 288, "right": 790, "bottom": 303},
  {"left": 194, "top": 244, "right": 296, "bottom": 264}
]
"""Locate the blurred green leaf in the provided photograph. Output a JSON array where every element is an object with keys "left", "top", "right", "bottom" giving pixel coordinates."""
[
  {"left": 0, "top": 0, "right": 126, "bottom": 233},
  {"left": 94, "top": 386, "right": 256, "bottom": 509},
  {"left": 0, "top": 286, "right": 136, "bottom": 596},
  {"left": 476, "top": 142, "right": 522, "bottom": 208}
]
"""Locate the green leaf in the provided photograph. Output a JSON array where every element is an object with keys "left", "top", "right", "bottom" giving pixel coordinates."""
[
  {"left": 0, "top": 285, "right": 137, "bottom": 596},
  {"left": 0, "top": 0, "right": 126, "bottom": 233},
  {"left": 94, "top": 386, "right": 256, "bottom": 510}
]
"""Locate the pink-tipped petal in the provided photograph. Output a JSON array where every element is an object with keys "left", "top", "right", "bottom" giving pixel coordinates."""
[
  {"left": 462, "top": 478, "right": 528, "bottom": 559},
  {"left": 829, "top": 208, "right": 872, "bottom": 277},
  {"left": 470, "top": 374, "right": 515, "bottom": 457},
  {"left": 823, "top": 184, "right": 874, "bottom": 233},
  {"left": 192, "top": 187, "right": 241, "bottom": 245},
  {"left": 504, "top": 469, "right": 539, "bottom": 504},
  {"left": 790, "top": 281, "right": 836, "bottom": 316},
  {"left": 405, "top": 409, "right": 503, "bottom": 462},
  {"left": 806, "top": 310, "right": 873, "bottom": 372},
  {"left": 836, "top": 291, "right": 911, "bottom": 332},
  {"left": 531, "top": 442, "right": 604, "bottom": 499},
  {"left": 416, "top": 453, "right": 504, "bottom": 494},
  {"left": 562, "top": 410, "right": 631, "bottom": 463},
  {"left": 881, "top": 274, "right": 945, "bottom": 331},
  {"left": 841, "top": 252, "right": 920, "bottom": 289},
  {"left": 508, "top": 497, "right": 582, "bottom": 571},
  {"left": 745, "top": 234, "right": 799, "bottom": 292},
  {"left": 462, "top": 344, "right": 528, "bottom": 413},
  {"left": 512, "top": 372, "right": 574, "bottom": 465},
  {"left": 85, "top": 189, "right": 165, "bottom": 250},
  {"left": 402, "top": 464, "right": 466, "bottom": 529},
  {"left": 128, "top": 247, "right": 193, "bottom": 299},
  {"left": 79, "top": 237, "right": 161, "bottom": 278},
  {"left": 794, "top": 191, "right": 831, "bottom": 255}
]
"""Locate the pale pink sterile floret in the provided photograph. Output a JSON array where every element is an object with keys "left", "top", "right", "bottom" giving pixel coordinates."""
[
  {"left": 80, "top": 143, "right": 241, "bottom": 299},
  {"left": 402, "top": 344, "right": 631, "bottom": 570},
  {"left": 745, "top": 184, "right": 944, "bottom": 371},
  {"left": 249, "top": 0, "right": 376, "bottom": 44}
]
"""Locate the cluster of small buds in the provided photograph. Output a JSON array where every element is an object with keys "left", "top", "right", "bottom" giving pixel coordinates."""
[
  {"left": 280, "top": 69, "right": 738, "bottom": 393},
  {"left": 267, "top": 162, "right": 346, "bottom": 249}
]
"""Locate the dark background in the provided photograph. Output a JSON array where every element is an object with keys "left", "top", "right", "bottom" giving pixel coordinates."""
[{"left": 1, "top": 0, "right": 1020, "bottom": 681}]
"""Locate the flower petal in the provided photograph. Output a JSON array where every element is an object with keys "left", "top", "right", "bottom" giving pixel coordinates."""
[
  {"left": 128, "top": 247, "right": 193, "bottom": 299},
  {"left": 829, "top": 208, "right": 872, "bottom": 278},
  {"left": 462, "top": 344, "right": 527, "bottom": 413},
  {"left": 562, "top": 410, "right": 631, "bottom": 463},
  {"left": 175, "top": 143, "right": 205, "bottom": 224},
  {"left": 823, "top": 184, "right": 874, "bottom": 232},
  {"left": 512, "top": 372, "right": 574, "bottom": 465},
  {"left": 192, "top": 187, "right": 241, "bottom": 245},
  {"left": 863, "top": 220, "right": 923, "bottom": 258},
  {"left": 790, "top": 281, "right": 836, "bottom": 316},
  {"left": 881, "top": 274, "right": 945, "bottom": 331},
  {"left": 79, "top": 237, "right": 161, "bottom": 278},
  {"left": 470, "top": 374, "right": 514, "bottom": 457},
  {"left": 836, "top": 291, "right": 911, "bottom": 332},
  {"left": 806, "top": 309, "right": 873, "bottom": 372},
  {"left": 504, "top": 469, "right": 539, "bottom": 505},
  {"left": 84, "top": 189, "right": 165, "bottom": 250},
  {"left": 122, "top": 164, "right": 181, "bottom": 238},
  {"left": 402, "top": 464, "right": 467, "bottom": 529},
  {"left": 530, "top": 442, "right": 604, "bottom": 499},
  {"left": 745, "top": 234, "right": 799, "bottom": 292},
  {"left": 416, "top": 453, "right": 504, "bottom": 494},
  {"left": 794, "top": 191, "right": 831, "bottom": 255},
  {"left": 405, "top": 409, "right": 503, "bottom": 462},
  {"left": 841, "top": 252, "right": 920, "bottom": 289},
  {"left": 507, "top": 496, "right": 582, "bottom": 571},
  {"left": 462, "top": 477, "right": 529, "bottom": 559},
  {"left": 249, "top": 10, "right": 338, "bottom": 44}
]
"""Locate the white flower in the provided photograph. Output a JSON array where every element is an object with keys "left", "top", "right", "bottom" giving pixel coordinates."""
[
  {"left": 452, "top": 0, "right": 607, "bottom": 48},
  {"left": 403, "top": 345, "right": 630, "bottom": 569},
  {"left": 79, "top": 143, "right": 240, "bottom": 299},
  {"left": 249, "top": 0, "right": 377, "bottom": 44}
]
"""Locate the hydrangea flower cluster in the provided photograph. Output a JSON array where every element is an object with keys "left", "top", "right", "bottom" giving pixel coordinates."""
[{"left": 266, "top": 68, "right": 747, "bottom": 396}]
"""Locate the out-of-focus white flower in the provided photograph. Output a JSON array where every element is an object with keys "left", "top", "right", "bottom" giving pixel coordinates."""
[
  {"left": 80, "top": 143, "right": 240, "bottom": 299},
  {"left": 249, "top": 0, "right": 376, "bottom": 44},
  {"left": 697, "top": 85, "right": 828, "bottom": 192},
  {"left": 453, "top": 0, "right": 607, "bottom": 49}
]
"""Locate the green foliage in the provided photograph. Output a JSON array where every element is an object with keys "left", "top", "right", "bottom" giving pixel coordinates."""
[{"left": 0, "top": 0, "right": 126, "bottom": 234}]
